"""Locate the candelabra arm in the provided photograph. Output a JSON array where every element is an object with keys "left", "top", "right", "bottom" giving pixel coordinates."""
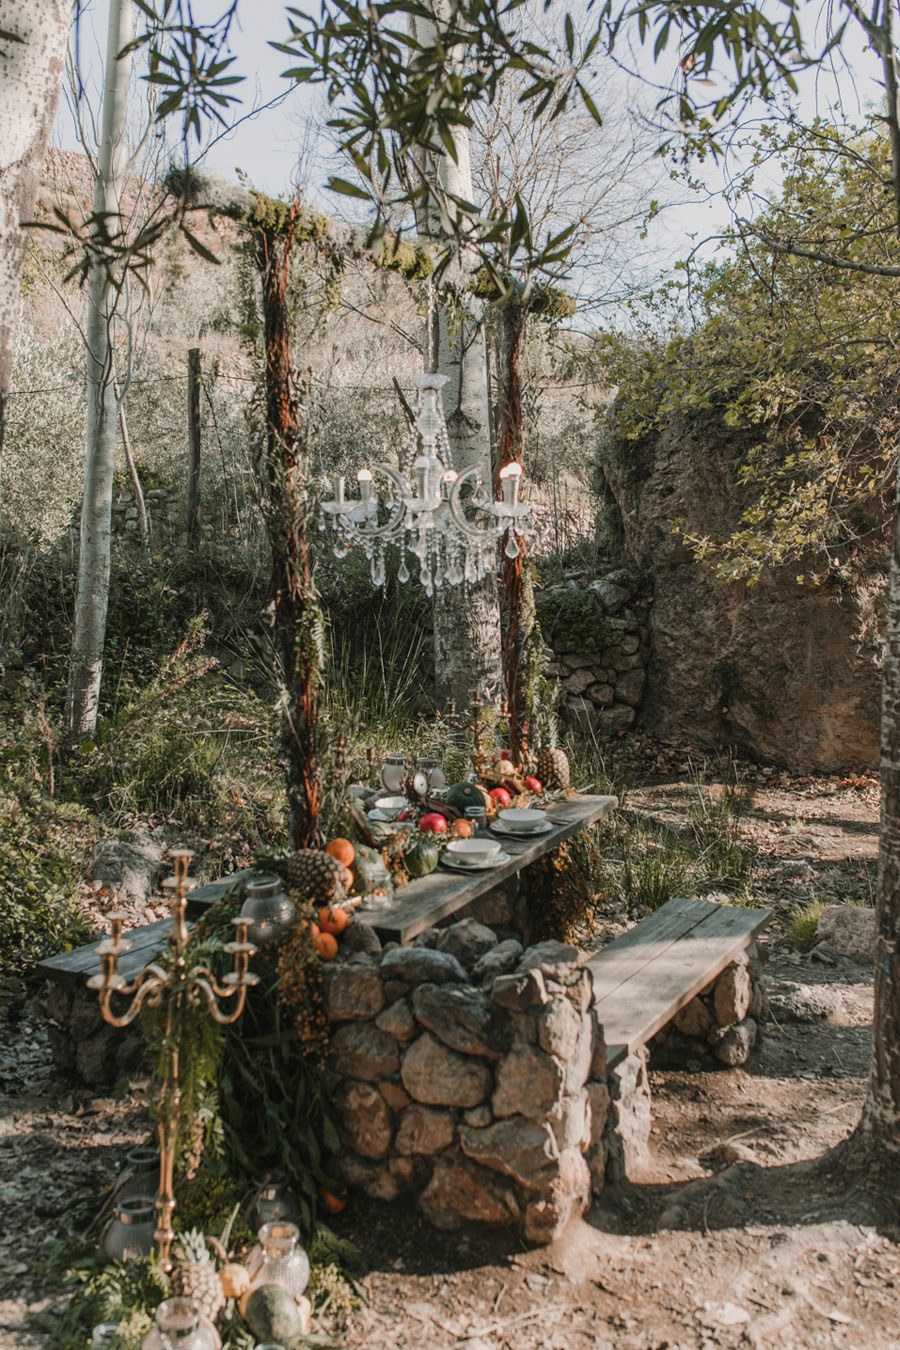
[
  {"left": 89, "top": 964, "right": 170, "bottom": 1028},
  {"left": 188, "top": 972, "right": 257, "bottom": 1025}
]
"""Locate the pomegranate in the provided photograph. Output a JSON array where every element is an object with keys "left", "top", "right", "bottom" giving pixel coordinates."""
[{"left": 419, "top": 812, "right": 449, "bottom": 833}]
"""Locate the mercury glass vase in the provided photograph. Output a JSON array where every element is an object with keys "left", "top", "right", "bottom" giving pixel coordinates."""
[
  {"left": 245, "top": 1221, "right": 310, "bottom": 1297},
  {"left": 240, "top": 875, "right": 295, "bottom": 947}
]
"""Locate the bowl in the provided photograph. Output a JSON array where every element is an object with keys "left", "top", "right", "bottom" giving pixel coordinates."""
[
  {"left": 372, "top": 796, "right": 408, "bottom": 821},
  {"left": 498, "top": 807, "right": 547, "bottom": 833},
  {"left": 445, "top": 837, "right": 502, "bottom": 866}
]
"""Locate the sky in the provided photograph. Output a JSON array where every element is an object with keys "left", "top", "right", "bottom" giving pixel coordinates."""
[{"left": 57, "top": 1, "right": 886, "bottom": 307}]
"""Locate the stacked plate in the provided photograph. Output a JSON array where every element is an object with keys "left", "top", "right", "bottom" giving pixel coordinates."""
[
  {"left": 491, "top": 807, "right": 553, "bottom": 838},
  {"left": 441, "top": 838, "right": 511, "bottom": 872}
]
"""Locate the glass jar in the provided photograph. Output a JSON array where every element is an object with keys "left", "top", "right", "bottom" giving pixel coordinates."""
[
  {"left": 117, "top": 1145, "right": 159, "bottom": 1202},
  {"left": 419, "top": 757, "right": 446, "bottom": 790},
  {"left": 464, "top": 805, "right": 488, "bottom": 836},
  {"left": 240, "top": 875, "right": 295, "bottom": 947},
  {"left": 245, "top": 1221, "right": 310, "bottom": 1298},
  {"left": 379, "top": 753, "right": 406, "bottom": 793},
  {"left": 140, "top": 1298, "right": 220, "bottom": 1349},
  {"left": 100, "top": 1197, "right": 156, "bottom": 1263},
  {"left": 250, "top": 1173, "right": 299, "bottom": 1229}
]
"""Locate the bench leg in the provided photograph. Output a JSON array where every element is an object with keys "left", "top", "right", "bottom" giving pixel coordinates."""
[{"left": 604, "top": 1047, "right": 652, "bottom": 1183}]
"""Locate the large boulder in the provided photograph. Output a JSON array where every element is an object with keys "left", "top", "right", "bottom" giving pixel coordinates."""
[{"left": 600, "top": 408, "right": 886, "bottom": 771}]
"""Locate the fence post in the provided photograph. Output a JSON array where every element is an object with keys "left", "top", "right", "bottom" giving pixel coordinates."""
[{"left": 187, "top": 347, "right": 202, "bottom": 543}]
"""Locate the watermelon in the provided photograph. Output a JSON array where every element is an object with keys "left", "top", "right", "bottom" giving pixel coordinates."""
[{"left": 244, "top": 1284, "right": 305, "bottom": 1348}]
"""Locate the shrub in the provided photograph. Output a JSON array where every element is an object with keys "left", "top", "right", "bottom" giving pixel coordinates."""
[
  {"left": 535, "top": 586, "right": 609, "bottom": 653},
  {"left": 0, "top": 788, "right": 92, "bottom": 979},
  {"left": 789, "top": 897, "right": 824, "bottom": 951}
]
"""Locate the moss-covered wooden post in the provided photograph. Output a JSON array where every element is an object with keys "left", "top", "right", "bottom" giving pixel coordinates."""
[
  {"left": 491, "top": 281, "right": 575, "bottom": 766},
  {"left": 251, "top": 197, "right": 322, "bottom": 848}
]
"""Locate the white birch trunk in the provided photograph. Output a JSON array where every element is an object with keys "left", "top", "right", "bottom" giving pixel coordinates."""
[
  {"left": 66, "top": 0, "right": 133, "bottom": 737},
  {"left": 409, "top": 3, "right": 503, "bottom": 708},
  {"left": 0, "top": 0, "right": 69, "bottom": 468}
]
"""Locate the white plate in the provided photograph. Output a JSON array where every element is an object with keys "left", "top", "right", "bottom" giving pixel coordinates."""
[
  {"left": 489, "top": 818, "right": 554, "bottom": 838},
  {"left": 441, "top": 849, "right": 511, "bottom": 873}
]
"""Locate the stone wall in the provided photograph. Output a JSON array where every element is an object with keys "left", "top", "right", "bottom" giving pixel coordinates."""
[
  {"left": 538, "top": 570, "right": 650, "bottom": 739},
  {"left": 325, "top": 919, "right": 610, "bottom": 1244}
]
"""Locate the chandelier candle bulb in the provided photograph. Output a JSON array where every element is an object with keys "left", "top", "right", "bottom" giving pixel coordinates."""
[{"left": 357, "top": 468, "right": 374, "bottom": 502}]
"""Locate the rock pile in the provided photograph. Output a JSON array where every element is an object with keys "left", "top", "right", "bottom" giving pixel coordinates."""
[
  {"left": 539, "top": 570, "right": 650, "bottom": 738},
  {"left": 326, "top": 919, "right": 611, "bottom": 1244},
  {"left": 650, "top": 946, "right": 769, "bottom": 1069}
]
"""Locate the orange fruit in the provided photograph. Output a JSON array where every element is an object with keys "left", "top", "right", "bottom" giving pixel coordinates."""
[
  {"left": 312, "top": 930, "right": 339, "bottom": 961},
  {"left": 325, "top": 837, "right": 356, "bottom": 867},
  {"left": 318, "top": 905, "right": 350, "bottom": 936},
  {"left": 319, "top": 1185, "right": 348, "bottom": 1215},
  {"left": 450, "top": 818, "right": 474, "bottom": 838}
]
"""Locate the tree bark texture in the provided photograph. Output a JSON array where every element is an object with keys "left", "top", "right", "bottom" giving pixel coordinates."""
[
  {"left": 862, "top": 473, "right": 900, "bottom": 1159},
  {"left": 409, "top": 2, "right": 503, "bottom": 710},
  {"left": 0, "top": 0, "right": 69, "bottom": 472},
  {"left": 495, "top": 301, "right": 531, "bottom": 764},
  {"left": 66, "top": 0, "right": 133, "bottom": 737},
  {"left": 253, "top": 217, "right": 321, "bottom": 849}
]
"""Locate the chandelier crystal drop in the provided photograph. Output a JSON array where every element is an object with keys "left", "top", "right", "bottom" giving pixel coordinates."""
[{"left": 319, "top": 373, "right": 532, "bottom": 595}]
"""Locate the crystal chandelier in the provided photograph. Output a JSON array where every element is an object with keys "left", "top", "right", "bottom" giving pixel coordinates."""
[{"left": 319, "top": 373, "right": 531, "bottom": 597}]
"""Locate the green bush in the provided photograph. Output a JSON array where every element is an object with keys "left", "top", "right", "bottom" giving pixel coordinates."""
[
  {"left": 535, "top": 586, "right": 609, "bottom": 653},
  {"left": 0, "top": 788, "right": 92, "bottom": 978}
]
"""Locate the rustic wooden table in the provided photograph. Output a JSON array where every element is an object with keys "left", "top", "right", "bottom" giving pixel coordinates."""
[{"left": 356, "top": 793, "right": 618, "bottom": 945}]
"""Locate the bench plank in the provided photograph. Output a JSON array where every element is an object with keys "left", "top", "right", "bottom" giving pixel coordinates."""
[
  {"left": 585, "top": 897, "right": 722, "bottom": 1003},
  {"left": 590, "top": 899, "right": 771, "bottom": 1068},
  {"left": 37, "top": 919, "right": 177, "bottom": 988},
  {"left": 360, "top": 794, "right": 617, "bottom": 945}
]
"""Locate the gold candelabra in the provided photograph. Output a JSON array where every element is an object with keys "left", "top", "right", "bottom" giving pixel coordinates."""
[{"left": 88, "top": 849, "right": 259, "bottom": 1270}]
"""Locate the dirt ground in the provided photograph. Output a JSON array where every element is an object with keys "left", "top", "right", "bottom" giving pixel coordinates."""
[{"left": 1, "top": 770, "right": 897, "bottom": 1350}]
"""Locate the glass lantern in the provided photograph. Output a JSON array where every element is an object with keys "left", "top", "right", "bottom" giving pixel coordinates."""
[
  {"left": 117, "top": 1145, "right": 159, "bottom": 1202},
  {"left": 140, "top": 1298, "right": 220, "bottom": 1349},
  {"left": 99, "top": 1196, "right": 156, "bottom": 1263},
  {"left": 245, "top": 1221, "right": 310, "bottom": 1298},
  {"left": 250, "top": 1173, "right": 299, "bottom": 1229}
]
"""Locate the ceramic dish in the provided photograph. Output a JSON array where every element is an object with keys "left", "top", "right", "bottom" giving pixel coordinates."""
[
  {"left": 491, "top": 816, "right": 554, "bottom": 838},
  {"left": 441, "top": 849, "right": 511, "bottom": 873},
  {"left": 372, "top": 795, "right": 408, "bottom": 820},
  {"left": 445, "top": 837, "right": 502, "bottom": 865},
  {"left": 498, "top": 807, "right": 547, "bottom": 832}
]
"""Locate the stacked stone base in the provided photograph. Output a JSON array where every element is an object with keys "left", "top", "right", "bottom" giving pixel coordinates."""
[
  {"left": 326, "top": 920, "right": 609, "bottom": 1244},
  {"left": 649, "top": 945, "right": 768, "bottom": 1070}
]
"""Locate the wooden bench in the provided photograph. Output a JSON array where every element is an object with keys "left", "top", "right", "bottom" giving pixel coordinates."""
[
  {"left": 36, "top": 869, "right": 256, "bottom": 989},
  {"left": 585, "top": 895, "right": 771, "bottom": 1181},
  {"left": 587, "top": 895, "right": 772, "bottom": 1069}
]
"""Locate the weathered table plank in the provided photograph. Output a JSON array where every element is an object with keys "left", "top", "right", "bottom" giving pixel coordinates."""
[
  {"left": 588, "top": 899, "right": 771, "bottom": 1068},
  {"left": 38, "top": 801, "right": 617, "bottom": 985},
  {"left": 358, "top": 794, "right": 618, "bottom": 945}
]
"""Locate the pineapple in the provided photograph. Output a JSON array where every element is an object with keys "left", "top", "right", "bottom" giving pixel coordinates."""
[
  {"left": 286, "top": 849, "right": 348, "bottom": 906},
  {"left": 171, "top": 1229, "right": 225, "bottom": 1322},
  {"left": 537, "top": 744, "right": 571, "bottom": 791}
]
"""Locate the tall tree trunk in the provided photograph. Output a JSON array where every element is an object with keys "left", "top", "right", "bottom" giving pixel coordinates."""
[
  {"left": 409, "top": 2, "right": 503, "bottom": 710},
  {"left": 253, "top": 215, "right": 321, "bottom": 848},
  {"left": 496, "top": 300, "right": 530, "bottom": 764},
  {"left": 859, "top": 476, "right": 900, "bottom": 1161},
  {"left": 0, "top": 1, "right": 69, "bottom": 474},
  {"left": 66, "top": 0, "right": 133, "bottom": 737}
]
